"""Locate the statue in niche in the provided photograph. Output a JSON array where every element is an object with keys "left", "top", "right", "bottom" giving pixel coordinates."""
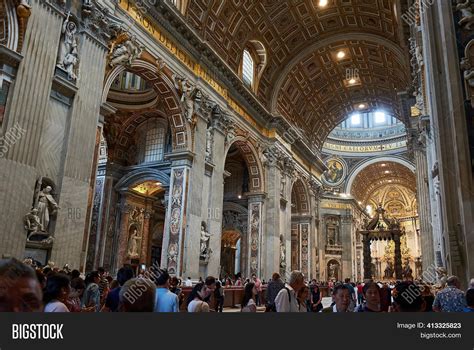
[
  {"left": 109, "top": 34, "right": 143, "bottom": 67},
  {"left": 328, "top": 263, "right": 338, "bottom": 280},
  {"left": 200, "top": 222, "right": 212, "bottom": 261},
  {"left": 57, "top": 12, "right": 79, "bottom": 80},
  {"left": 127, "top": 228, "right": 141, "bottom": 258},
  {"left": 37, "top": 186, "right": 59, "bottom": 233},
  {"left": 457, "top": 0, "right": 474, "bottom": 30},
  {"left": 173, "top": 75, "right": 196, "bottom": 124}
]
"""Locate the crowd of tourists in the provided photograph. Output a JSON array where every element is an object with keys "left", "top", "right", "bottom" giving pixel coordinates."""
[{"left": 1, "top": 257, "right": 473, "bottom": 313}]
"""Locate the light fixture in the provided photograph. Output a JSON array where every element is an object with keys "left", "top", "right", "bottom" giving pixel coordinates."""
[
  {"left": 358, "top": 103, "right": 366, "bottom": 109},
  {"left": 384, "top": 171, "right": 390, "bottom": 174},
  {"left": 381, "top": 163, "right": 386, "bottom": 167},
  {"left": 319, "top": 0, "right": 328, "bottom": 7},
  {"left": 349, "top": 78, "right": 357, "bottom": 85},
  {"left": 336, "top": 50, "right": 346, "bottom": 59},
  {"left": 238, "top": 195, "right": 242, "bottom": 199},
  {"left": 155, "top": 182, "right": 161, "bottom": 186}
]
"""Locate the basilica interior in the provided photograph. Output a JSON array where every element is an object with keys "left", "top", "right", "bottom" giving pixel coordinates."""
[{"left": 0, "top": 0, "right": 473, "bottom": 287}]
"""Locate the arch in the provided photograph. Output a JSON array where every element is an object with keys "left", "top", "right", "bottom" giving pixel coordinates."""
[
  {"left": 270, "top": 33, "right": 408, "bottom": 114},
  {"left": 102, "top": 59, "right": 190, "bottom": 151},
  {"left": 344, "top": 156, "right": 415, "bottom": 194},
  {"left": 239, "top": 40, "right": 267, "bottom": 93},
  {"left": 115, "top": 168, "right": 170, "bottom": 193},
  {"left": 290, "top": 178, "right": 310, "bottom": 215},
  {"left": 225, "top": 137, "right": 264, "bottom": 193}
]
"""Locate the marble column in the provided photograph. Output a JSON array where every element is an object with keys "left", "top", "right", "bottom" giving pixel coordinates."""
[
  {"left": 115, "top": 203, "right": 130, "bottom": 270},
  {"left": 161, "top": 160, "right": 191, "bottom": 277},
  {"left": 204, "top": 107, "right": 226, "bottom": 279},
  {"left": 247, "top": 194, "right": 265, "bottom": 277},
  {"left": 421, "top": 0, "right": 474, "bottom": 285},
  {"left": 341, "top": 214, "right": 353, "bottom": 280},
  {"left": 140, "top": 210, "right": 152, "bottom": 265},
  {"left": 394, "top": 235, "right": 403, "bottom": 280},
  {"left": 362, "top": 235, "right": 372, "bottom": 280},
  {"left": 263, "top": 161, "right": 284, "bottom": 280},
  {"left": 410, "top": 126, "right": 435, "bottom": 272}
]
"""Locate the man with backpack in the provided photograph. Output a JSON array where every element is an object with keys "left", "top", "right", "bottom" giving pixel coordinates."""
[{"left": 274, "top": 270, "right": 305, "bottom": 312}]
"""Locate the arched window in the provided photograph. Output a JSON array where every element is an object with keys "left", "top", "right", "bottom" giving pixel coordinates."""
[
  {"left": 242, "top": 49, "right": 255, "bottom": 88},
  {"left": 143, "top": 126, "right": 165, "bottom": 163}
]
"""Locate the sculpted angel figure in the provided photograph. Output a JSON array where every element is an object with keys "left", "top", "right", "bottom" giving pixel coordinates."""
[{"left": 173, "top": 75, "right": 196, "bottom": 123}]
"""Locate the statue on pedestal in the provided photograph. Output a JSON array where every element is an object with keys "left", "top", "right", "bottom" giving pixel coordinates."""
[
  {"left": 36, "top": 186, "right": 59, "bottom": 233},
  {"left": 200, "top": 222, "right": 212, "bottom": 261},
  {"left": 127, "top": 228, "right": 141, "bottom": 258},
  {"left": 384, "top": 261, "right": 394, "bottom": 279}
]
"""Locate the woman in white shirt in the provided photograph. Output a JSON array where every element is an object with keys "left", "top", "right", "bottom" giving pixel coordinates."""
[
  {"left": 44, "top": 274, "right": 71, "bottom": 312},
  {"left": 241, "top": 282, "right": 257, "bottom": 312}
]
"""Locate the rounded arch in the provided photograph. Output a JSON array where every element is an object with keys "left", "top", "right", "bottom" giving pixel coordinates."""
[
  {"left": 225, "top": 136, "right": 264, "bottom": 193},
  {"left": 290, "top": 177, "right": 310, "bottom": 215},
  {"left": 344, "top": 156, "right": 415, "bottom": 194},
  {"left": 102, "top": 58, "right": 190, "bottom": 151},
  {"left": 115, "top": 168, "right": 170, "bottom": 193}
]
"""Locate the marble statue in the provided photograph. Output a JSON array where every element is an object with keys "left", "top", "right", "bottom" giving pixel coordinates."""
[
  {"left": 57, "top": 12, "right": 79, "bottom": 80},
  {"left": 17, "top": 0, "right": 31, "bottom": 9},
  {"left": 127, "top": 229, "right": 141, "bottom": 258},
  {"left": 37, "top": 186, "right": 59, "bottom": 233},
  {"left": 225, "top": 124, "right": 236, "bottom": 145},
  {"left": 205, "top": 127, "right": 213, "bottom": 161},
  {"left": 279, "top": 235, "right": 286, "bottom": 269},
  {"left": 457, "top": 0, "right": 474, "bottom": 30},
  {"left": 384, "top": 261, "right": 394, "bottom": 279},
  {"left": 200, "top": 222, "right": 212, "bottom": 260},
  {"left": 24, "top": 208, "right": 43, "bottom": 239},
  {"left": 403, "top": 260, "right": 413, "bottom": 279},
  {"left": 109, "top": 34, "right": 142, "bottom": 67},
  {"left": 173, "top": 75, "right": 196, "bottom": 123},
  {"left": 328, "top": 263, "right": 338, "bottom": 279},
  {"left": 461, "top": 58, "right": 474, "bottom": 87}
]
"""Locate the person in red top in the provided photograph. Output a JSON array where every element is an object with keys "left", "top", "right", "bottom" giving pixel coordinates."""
[
  {"left": 357, "top": 282, "right": 364, "bottom": 305},
  {"left": 252, "top": 274, "right": 262, "bottom": 306}
]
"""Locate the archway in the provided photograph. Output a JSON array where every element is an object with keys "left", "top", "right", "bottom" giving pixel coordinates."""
[{"left": 220, "top": 138, "right": 263, "bottom": 278}]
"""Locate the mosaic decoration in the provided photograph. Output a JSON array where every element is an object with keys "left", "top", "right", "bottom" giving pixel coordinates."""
[
  {"left": 166, "top": 168, "right": 186, "bottom": 275},
  {"left": 248, "top": 202, "right": 262, "bottom": 276},
  {"left": 300, "top": 223, "right": 309, "bottom": 276},
  {"left": 323, "top": 158, "right": 346, "bottom": 187}
]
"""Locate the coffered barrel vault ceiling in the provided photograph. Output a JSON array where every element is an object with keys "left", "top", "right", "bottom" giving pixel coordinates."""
[
  {"left": 185, "top": 0, "right": 410, "bottom": 149},
  {"left": 350, "top": 162, "right": 416, "bottom": 205}
]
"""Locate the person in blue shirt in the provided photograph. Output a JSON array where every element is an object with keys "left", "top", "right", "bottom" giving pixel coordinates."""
[
  {"left": 154, "top": 269, "right": 179, "bottom": 312},
  {"left": 464, "top": 288, "right": 474, "bottom": 312}
]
